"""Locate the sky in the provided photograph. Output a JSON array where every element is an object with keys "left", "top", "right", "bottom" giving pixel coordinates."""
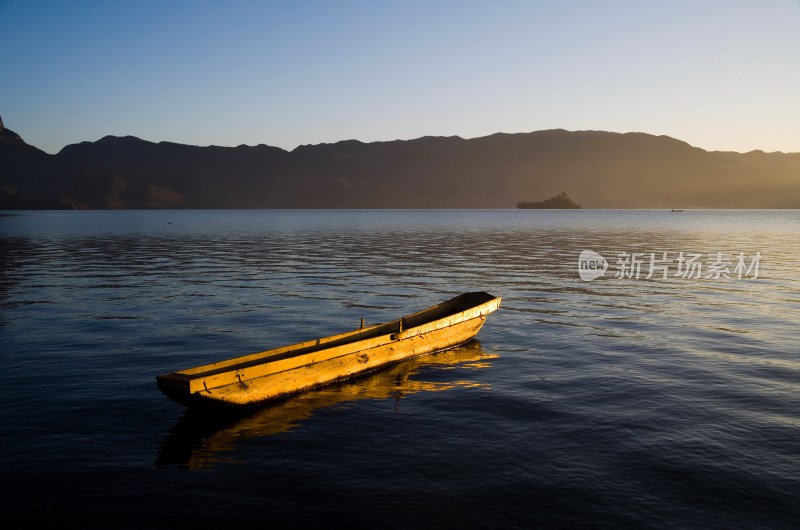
[{"left": 1, "top": 0, "right": 798, "bottom": 154}]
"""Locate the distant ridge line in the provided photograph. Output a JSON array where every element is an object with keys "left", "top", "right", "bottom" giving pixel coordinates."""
[{"left": 1, "top": 120, "right": 799, "bottom": 209}]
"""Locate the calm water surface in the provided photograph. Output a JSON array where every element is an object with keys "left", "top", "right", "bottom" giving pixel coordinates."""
[{"left": 1, "top": 209, "right": 799, "bottom": 529}]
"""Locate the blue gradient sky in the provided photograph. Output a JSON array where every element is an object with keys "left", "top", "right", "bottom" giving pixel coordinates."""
[{"left": 1, "top": 0, "right": 798, "bottom": 154}]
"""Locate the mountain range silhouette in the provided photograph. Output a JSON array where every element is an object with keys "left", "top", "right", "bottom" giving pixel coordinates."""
[{"left": 2, "top": 118, "right": 798, "bottom": 209}]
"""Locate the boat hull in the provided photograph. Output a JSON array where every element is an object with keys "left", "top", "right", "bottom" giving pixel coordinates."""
[{"left": 157, "top": 292, "right": 501, "bottom": 407}]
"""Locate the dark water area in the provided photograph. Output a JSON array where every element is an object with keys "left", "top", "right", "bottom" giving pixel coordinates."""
[{"left": 2, "top": 209, "right": 799, "bottom": 529}]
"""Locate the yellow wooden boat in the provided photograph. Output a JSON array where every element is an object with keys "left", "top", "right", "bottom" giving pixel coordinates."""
[{"left": 156, "top": 291, "right": 501, "bottom": 407}]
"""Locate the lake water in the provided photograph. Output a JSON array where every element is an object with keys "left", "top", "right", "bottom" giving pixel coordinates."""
[{"left": 2, "top": 209, "right": 799, "bottom": 529}]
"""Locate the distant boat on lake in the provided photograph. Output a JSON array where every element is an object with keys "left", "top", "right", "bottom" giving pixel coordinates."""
[{"left": 517, "top": 192, "right": 580, "bottom": 209}]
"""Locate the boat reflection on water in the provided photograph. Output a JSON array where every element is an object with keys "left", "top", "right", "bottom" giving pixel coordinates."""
[{"left": 156, "top": 340, "right": 498, "bottom": 469}]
